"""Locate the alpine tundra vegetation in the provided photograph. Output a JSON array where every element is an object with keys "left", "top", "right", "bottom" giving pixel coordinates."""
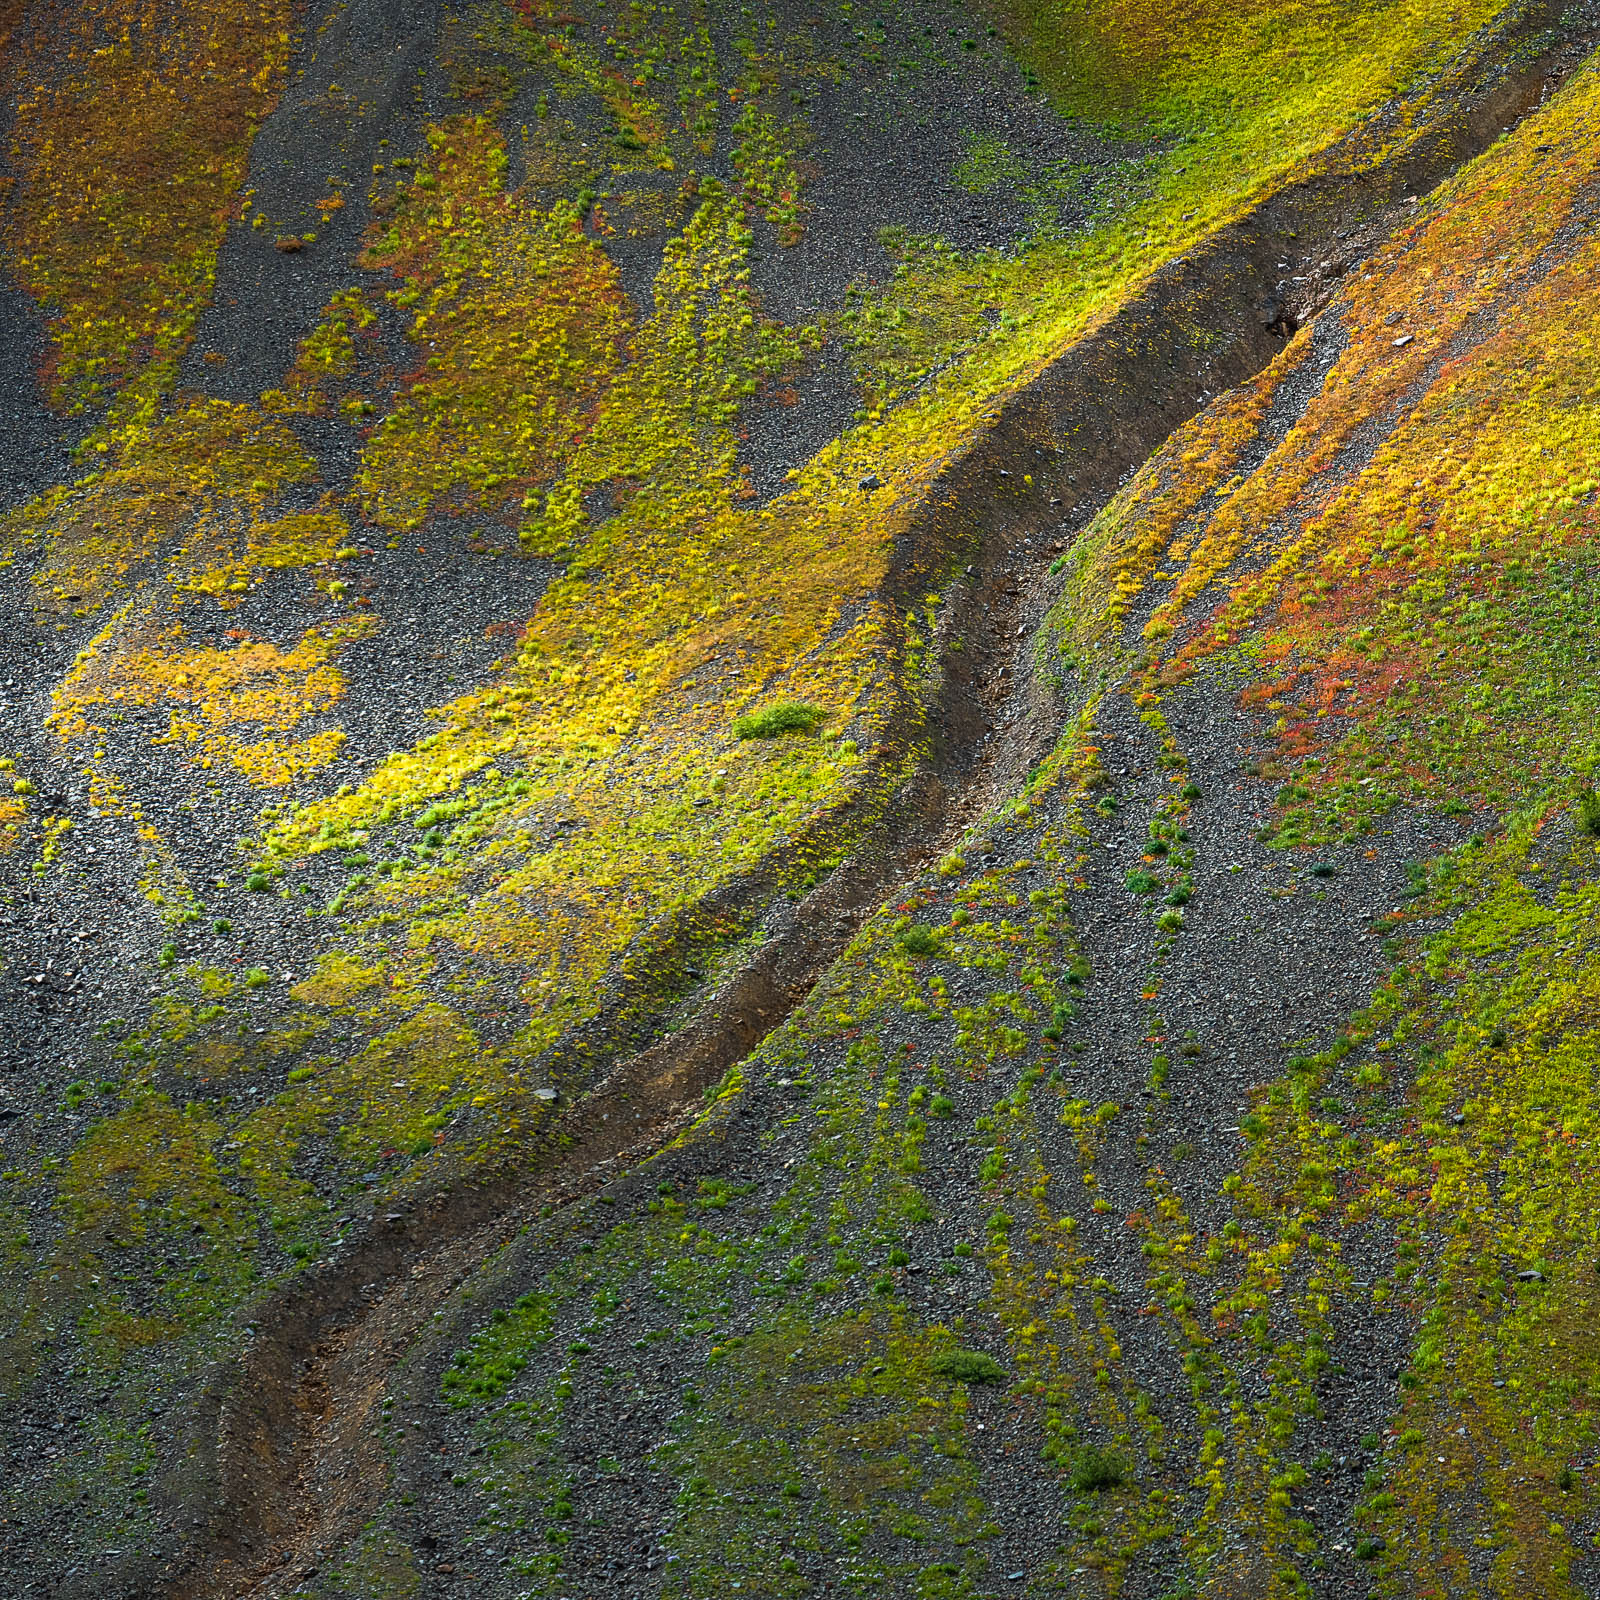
[{"left": 2, "top": 0, "right": 1600, "bottom": 1596}]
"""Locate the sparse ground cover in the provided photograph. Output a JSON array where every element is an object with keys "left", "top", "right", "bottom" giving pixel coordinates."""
[{"left": 2, "top": 0, "right": 1599, "bottom": 1595}]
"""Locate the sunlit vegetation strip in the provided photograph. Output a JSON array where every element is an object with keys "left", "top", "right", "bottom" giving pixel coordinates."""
[{"left": 416, "top": 48, "right": 1600, "bottom": 1600}]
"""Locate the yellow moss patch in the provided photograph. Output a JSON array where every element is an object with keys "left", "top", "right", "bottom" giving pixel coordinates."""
[
  {"left": 4, "top": 0, "right": 291, "bottom": 412},
  {"left": 290, "top": 951, "right": 388, "bottom": 1011},
  {"left": 10, "top": 398, "right": 316, "bottom": 617},
  {"left": 357, "top": 116, "right": 633, "bottom": 532},
  {"left": 60, "top": 1093, "right": 249, "bottom": 1243},
  {"left": 54, "top": 615, "right": 377, "bottom": 787}
]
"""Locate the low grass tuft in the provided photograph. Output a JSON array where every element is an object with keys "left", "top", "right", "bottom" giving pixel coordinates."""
[
  {"left": 1577, "top": 786, "right": 1600, "bottom": 836},
  {"left": 1068, "top": 1444, "right": 1127, "bottom": 1493},
  {"left": 928, "top": 1349, "right": 1008, "bottom": 1385},
  {"left": 732, "top": 701, "right": 826, "bottom": 739}
]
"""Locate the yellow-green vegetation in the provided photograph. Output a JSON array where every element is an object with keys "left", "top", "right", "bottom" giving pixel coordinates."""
[
  {"left": 1, "top": 0, "right": 1523, "bottom": 1215},
  {"left": 1032, "top": 57, "right": 1600, "bottom": 1595},
  {"left": 844, "top": 0, "right": 1512, "bottom": 411},
  {"left": 404, "top": 41, "right": 1600, "bottom": 1600},
  {"left": 59, "top": 615, "right": 374, "bottom": 786},
  {"left": 423, "top": 723, "right": 1196, "bottom": 1592},
  {"left": 219, "top": 0, "right": 1520, "bottom": 1230},
  {"left": 13, "top": 398, "right": 322, "bottom": 618},
  {"left": 265, "top": 287, "right": 378, "bottom": 418},
  {"left": 4, "top": 0, "right": 292, "bottom": 416},
  {"left": 1, "top": 0, "right": 1592, "bottom": 1589},
  {"left": 355, "top": 119, "right": 634, "bottom": 531}
]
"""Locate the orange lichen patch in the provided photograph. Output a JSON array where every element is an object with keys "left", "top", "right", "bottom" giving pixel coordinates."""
[
  {"left": 53, "top": 615, "right": 377, "bottom": 786},
  {"left": 586, "top": 64, "right": 672, "bottom": 162},
  {"left": 357, "top": 116, "right": 633, "bottom": 531},
  {"left": 0, "top": 798, "right": 24, "bottom": 855},
  {"left": 8, "top": 397, "right": 316, "bottom": 616},
  {"left": 4, "top": 0, "right": 292, "bottom": 414}
]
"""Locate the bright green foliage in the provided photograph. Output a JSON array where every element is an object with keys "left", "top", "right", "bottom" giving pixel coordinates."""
[
  {"left": 927, "top": 1348, "right": 1008, "bottom": 1385},
  {"left": 1068, "top": 1443, "right": 1128, "bottom": 1493},
  {"left": 732, "top": 701, "right": 827, "bottom": 740}
]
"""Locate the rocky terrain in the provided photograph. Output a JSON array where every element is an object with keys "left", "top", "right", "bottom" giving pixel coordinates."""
[{"left": 4, "top": 0, "right": 1600, "bottom": 1596}]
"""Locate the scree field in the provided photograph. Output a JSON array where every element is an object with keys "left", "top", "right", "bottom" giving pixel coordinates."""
[{"left": 4, "top": 0, "right": 1600, "bottom": 1596}]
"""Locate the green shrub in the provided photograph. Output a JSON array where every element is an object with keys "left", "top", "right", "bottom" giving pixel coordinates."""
[
  {"left": 1579, "top": 786, "right": 1600, "bottom": 835},
  {"left": 733, "top": 701, "right": 826, "bottom": 739},
  {"left": 899, "top": 924, "right": 939, "bottom": 957},
  {"left": 1042, "top": 1001, "right": 1074, "bottom": 1041},
  {"left": 1069, "top": 1444, "right": 1127, "bottom": 1492},
  {"left": 930, "top": 1093, "right": 955, "bottom": 1118},
  {"left": 928, "top": 1349, "right": 1007, "bottom": 1385}
]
